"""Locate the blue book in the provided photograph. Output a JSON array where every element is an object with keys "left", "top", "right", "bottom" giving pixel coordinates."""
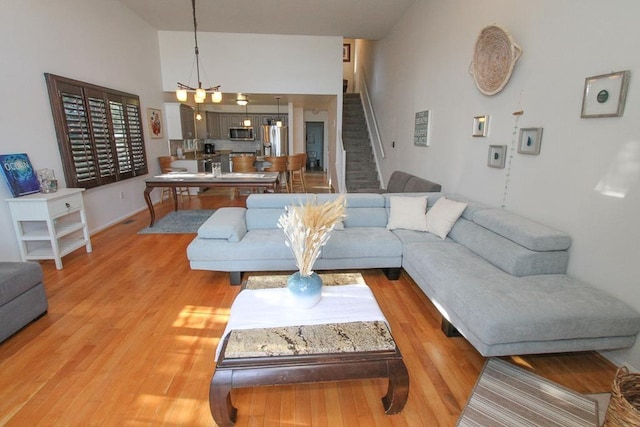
[{"left": 0, "top": 153, "right": 41, "bottom": 197}]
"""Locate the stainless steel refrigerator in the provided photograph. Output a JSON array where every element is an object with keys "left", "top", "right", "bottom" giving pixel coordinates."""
[{"left": 262, "top": 125, "right": 288, "bottom": 157}]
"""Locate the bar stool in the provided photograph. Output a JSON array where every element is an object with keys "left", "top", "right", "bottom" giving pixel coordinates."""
[
  {"left": 286, "top": 154, "right": 306, "bottom": 193},
  {"left": 264, "top": 156, "right": 288, "bottom": 192},
  {"left": 158, "top": 156, "right": 190, "bottom": 203}
]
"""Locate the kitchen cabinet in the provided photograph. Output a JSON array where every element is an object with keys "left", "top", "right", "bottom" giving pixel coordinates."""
[
  {"left": 180, "top": 104, "right": 196, "bottom": 138},
  {"left": 6, "top": 188, "right": 92, "bottom": 270},
  {"left": 206, "top": 111, "right": 220, "bottom": 138}
]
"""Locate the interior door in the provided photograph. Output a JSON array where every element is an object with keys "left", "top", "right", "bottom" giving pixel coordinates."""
[{"left": 305, "top": 122, "right": 324, "bottom": 170}]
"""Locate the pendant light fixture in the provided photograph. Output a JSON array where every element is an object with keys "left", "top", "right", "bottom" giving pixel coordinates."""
[
  {"left": 275, "top": 96, "right": 283, "bottom": 127},
  {"left": 236, "top": 94, "right": 248, "bottom": 106},
  {"left": 176, "top": 0, "right": 222, "bottom": 104},
  {"left": 243, "top": 99, "right": 251, "bottom": 127}
]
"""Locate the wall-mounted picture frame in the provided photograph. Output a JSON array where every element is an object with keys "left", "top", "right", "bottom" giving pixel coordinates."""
[
  {"left": 518, "top": 127, "right": 543, "bottom": 155},
  {"left": 472, "top": 115, "right": 489, "bottom": 137},
  {"left": 488, "top": 145, "right": 507, "bottom": 168},
  {"left": 343, "top": 43, "right": 351, "bottom": 62},
  {"left": 581, "top": 70, "right": 630, "bottom": 118},
  {"left": 147, "top": 108, "right": 163, "bottom": 139},
  {"left": 414, "top": 110, "right": 431, "bottom": 147}
]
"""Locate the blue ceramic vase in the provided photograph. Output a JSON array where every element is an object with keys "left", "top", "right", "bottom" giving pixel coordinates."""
[{"left": 287, "top": 272, "right": 323, "bottom": 308}]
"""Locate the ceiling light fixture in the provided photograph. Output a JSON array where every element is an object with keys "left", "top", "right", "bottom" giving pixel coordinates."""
[
  {"left": 275, "top": 96, "right": 283, "bottom": 127},
  {"left": 176, "top": 0, "right": 222, "bottom": 104},
  {"left": 236, "top": 94, "right": 248, "bottom": 106}
]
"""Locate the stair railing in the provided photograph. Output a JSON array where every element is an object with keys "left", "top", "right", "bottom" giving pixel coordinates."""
[{"left": 358, "top": 68, "right": 385, "bottom": 189}]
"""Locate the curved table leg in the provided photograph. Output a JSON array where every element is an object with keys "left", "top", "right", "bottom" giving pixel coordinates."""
[
  {"left": 382, "top": 359, "right": 410, "bottom": 414},
  {"left": 210, "top": 370, "right": 237, "bottom": 427},
  {"left": 143, "top": 186, "right": 155, "bottom": 227}
]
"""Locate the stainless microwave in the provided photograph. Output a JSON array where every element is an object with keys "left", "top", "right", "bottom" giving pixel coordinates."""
[{"left": 229, "top": 127, "right": 254, "bottom": 140}]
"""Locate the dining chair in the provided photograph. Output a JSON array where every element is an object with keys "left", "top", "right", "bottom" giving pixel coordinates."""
[
  {"left": 286, "top": 154, "right": 306, "bottom": 193},
  {"left": 158, "top": 156, "right": 190, "bottom": 203},
  {"left": 231, "top": 155, "right": 257, "bottom": 198},
  {"left": 264, "top": 156, "right": 288, "bottom": 192}
]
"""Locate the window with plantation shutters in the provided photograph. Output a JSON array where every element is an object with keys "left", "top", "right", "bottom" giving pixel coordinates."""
[{"left": 45, "top": 73, "right": 148, "bottom": 189}]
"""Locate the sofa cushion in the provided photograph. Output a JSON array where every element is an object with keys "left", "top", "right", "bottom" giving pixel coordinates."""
[
  {"left": 448, "top": 218, "right": 569, "bottom": 276},
  {"left": 473, "top": 209, "right": 572, "bottom": 251},
  {"left": 0, "top": 262, "right": 44, "bottom": 306},
  {"left": 197, "top": 208, "right": 247, "bottom": 242},
  {"left": 426, "top": 197, "right": 467, "bottom": 239},
  {"left": 320, "top": 227, "right": 403, "bottom": 259},
  {"left": 188, "top": 229, "right": 292, "bottom": 262},
  {"left": 386, "top": 196, "right": 428, "bottom": 232}
]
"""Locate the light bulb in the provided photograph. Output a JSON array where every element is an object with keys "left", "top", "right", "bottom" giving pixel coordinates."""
[
  {"left": 196, "top": 113, "right": 202, "bottom": 121},
  {"left": 176, "top": 89, "right": 188, "bottom": 102},
  {"left": 211, "top": 90, "right": 222, "bottom": 103}
]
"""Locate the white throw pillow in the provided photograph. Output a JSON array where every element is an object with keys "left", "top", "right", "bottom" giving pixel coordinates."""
[
  {"left": 427, "top": 197, "right": 467, "bottom": 239},
  {"left": 386, "top": 196, "right": 428, "bottom": 231}
]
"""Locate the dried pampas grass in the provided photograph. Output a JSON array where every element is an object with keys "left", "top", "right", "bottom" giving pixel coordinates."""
[{"left": 278, "top": 195, "right": 346, "bottom": 276}]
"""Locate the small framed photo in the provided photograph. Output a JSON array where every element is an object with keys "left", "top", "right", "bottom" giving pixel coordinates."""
[
  {"left": 581, "top": 70, "right": 630, "bottom": 118},
  {"left": 488, "top": 145, "right": 507, "bottom": 168},
  {"left": 343, "top": 43, "right": 351, "bottom": 62},
  {"left": 472, "top": 115, "right": 489, "bottom": 137},
  {"left": 147, "top": 108, "right": 163, "bottom": 139},
  {"left": 518, "top": 127, "right": 543, "bottom": 155}
]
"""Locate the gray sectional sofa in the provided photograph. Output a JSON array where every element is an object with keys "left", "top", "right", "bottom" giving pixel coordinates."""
[
  {"left": 1, "top": 262, "right": 48, "bottom": 343},
  {"left": 186, "top": 192, "right": 640, "bottom": 357}
]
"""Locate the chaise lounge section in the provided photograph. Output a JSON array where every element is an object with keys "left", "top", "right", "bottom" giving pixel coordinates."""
[{"left": 186, "top": 191, "right": 640, "bottom": 357}]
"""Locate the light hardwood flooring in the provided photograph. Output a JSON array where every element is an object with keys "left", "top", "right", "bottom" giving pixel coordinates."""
[{"left": 0, "top": 172, "right": 617, "bottom": 426}]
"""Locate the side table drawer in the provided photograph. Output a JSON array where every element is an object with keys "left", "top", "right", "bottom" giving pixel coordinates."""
[{"left": 49, "top": 193, "right": 83, "bottom": 218}]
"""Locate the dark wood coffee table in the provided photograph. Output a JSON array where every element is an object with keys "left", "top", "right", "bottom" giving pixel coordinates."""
[{"left": 209, "top": 273, "right": 409, "bottom": 427}]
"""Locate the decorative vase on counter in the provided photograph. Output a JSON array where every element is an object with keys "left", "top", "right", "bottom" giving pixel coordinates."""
[{"left": 287, "top": 272, "right": 323, "bottom": 308}]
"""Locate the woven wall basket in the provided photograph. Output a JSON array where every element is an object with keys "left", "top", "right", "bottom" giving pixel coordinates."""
[{"left": 470, "top": 24, "right": 522, "bottom": 96}]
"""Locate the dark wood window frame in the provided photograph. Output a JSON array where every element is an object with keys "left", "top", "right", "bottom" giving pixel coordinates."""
[{"left": 45, "top": 73, "right": 148, "bottom": 189}]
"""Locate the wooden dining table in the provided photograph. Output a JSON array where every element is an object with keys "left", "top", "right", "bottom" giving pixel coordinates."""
[{"left": 143, "top": 172, "right": 279, "bottom": 227}]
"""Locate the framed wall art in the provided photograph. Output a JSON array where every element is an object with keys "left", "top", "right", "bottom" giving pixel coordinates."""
[
  {"left": 518, "top": 127, "right": 543, "bottom": 155},
  {"left": 414, "top": 110, "right": 431, "bottom": 147},
  {"left": 472, "top": 115, "right": 489, "bottom": 137},
  {"left": 342, "top": 43, "right": 351, "bottom": 62},
  {"left": 581, "top": 70, "right": 630, "bottom": 118},
  {"left": 488, "top": 145, "right": 507, "bottom": 168},
  {"left": 147, "top": 108, "right": 163, "bottom": 139}
]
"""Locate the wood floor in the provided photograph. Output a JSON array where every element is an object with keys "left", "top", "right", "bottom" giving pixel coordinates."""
[{"left": 0, "top": 172, "right": 618, "bottom": 426}]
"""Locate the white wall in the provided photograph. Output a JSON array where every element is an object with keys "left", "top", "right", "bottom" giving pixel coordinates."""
[
  {"left": 0, "top": 0, "right": 166, "bottom": 261},
  {"left": 158, "top": 32, "right": 343, "bottom": 95},
  {"left": 362, "top": 0, "right": 640, "bottom": 368}
]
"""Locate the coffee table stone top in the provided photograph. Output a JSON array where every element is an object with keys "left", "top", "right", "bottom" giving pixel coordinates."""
[{"left": 224, "top": 320, "right": 395, "bottom": 358}]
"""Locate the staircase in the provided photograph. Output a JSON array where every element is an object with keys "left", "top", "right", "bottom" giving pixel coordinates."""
[{"left": 343, "top": 93, "right": 381, "bottom": 192}]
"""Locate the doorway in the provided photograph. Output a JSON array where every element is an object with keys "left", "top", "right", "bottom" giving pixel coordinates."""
[{"left": 305, "top": 122, "right": 324, "bottom": 171}]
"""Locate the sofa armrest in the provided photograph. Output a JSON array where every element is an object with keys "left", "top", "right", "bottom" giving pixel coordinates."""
[{"left": 197, "top": 208, "right": 247, "bottom": 242}]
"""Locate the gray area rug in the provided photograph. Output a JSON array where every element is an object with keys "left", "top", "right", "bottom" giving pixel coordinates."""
[
  {"left": 457, "top": 358, "right": 599, "bottom": 427},
  {"left": 138, "top": 210, "right": 215, "bottom": 234}
]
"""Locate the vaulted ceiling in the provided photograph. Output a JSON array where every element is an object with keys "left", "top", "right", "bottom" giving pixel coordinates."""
[{"left": 118, "top": 0, "right": 416, "bottom": 40}]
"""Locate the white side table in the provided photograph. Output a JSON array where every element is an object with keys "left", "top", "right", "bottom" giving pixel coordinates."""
[{"left": 5, "top": 188, "right": 92, "bottom": 269}]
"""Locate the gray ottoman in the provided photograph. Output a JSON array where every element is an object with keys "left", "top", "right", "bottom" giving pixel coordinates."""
[{"left": 0, "top": 262, "right": 48, "bottom": 343}]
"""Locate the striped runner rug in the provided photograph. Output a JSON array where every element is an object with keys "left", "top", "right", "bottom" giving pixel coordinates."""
[{"left": 457, "top": 358, "right": 599, "bottom": 427}]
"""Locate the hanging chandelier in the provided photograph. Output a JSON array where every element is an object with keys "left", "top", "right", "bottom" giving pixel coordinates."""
[
  {"left": 176, "top": 0, "right": 222, "bottom": 104},
  {"left": 243, "top": 98, "right": 251, "bottom": 126}
]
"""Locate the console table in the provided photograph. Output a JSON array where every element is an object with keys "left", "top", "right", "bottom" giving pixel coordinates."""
[
  {"left": 210, "top": 273, "right": 409, "bottom": 426},
  {"left": 143, "top": 172, "right": 279, "bottom": 226}
]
